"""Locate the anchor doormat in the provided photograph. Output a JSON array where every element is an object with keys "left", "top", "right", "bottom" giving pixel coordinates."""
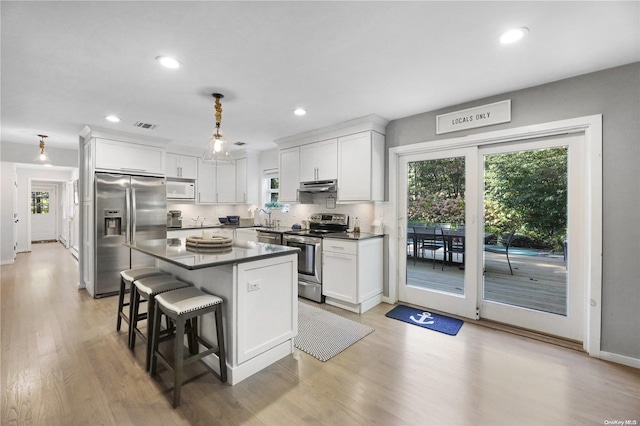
[{"left": 385, "top": 305, "right": 464, "bottom": 336}]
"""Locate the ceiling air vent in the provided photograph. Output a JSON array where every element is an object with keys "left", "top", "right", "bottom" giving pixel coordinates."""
[
  {"left": 133, "top": 121, "right": 158, "bottom": 130},
  {"left": 234, "top": 141, "right": 246, "bottom": 146}
]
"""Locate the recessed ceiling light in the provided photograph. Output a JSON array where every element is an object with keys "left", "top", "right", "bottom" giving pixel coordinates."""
[
  {"left": 293, "top": 108, "right": 307, "bottom": 116},
  {"left": 106, "top": 115, "right": 121, "bottom": 122},
  {"left": 499, "top": 27, "right": 529, "bottom": 44},
  {"left": 156, "top": 56, "right": 181, "bottom": 69}
]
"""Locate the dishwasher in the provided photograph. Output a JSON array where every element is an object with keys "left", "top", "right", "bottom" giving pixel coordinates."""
[{"left": 256, "top": 230, "right": 283, "bottom": 245}]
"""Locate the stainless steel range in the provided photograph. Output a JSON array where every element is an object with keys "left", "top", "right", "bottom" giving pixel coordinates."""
[{"left": 283, "top": 213, "right": 349, "bottom": 303}]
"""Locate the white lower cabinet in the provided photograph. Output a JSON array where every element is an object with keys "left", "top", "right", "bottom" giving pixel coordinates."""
[{"left": 322, "top": 237, "right": 383, "bottom": 313}]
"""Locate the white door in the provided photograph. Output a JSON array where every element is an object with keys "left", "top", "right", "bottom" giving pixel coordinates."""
[
  {"left": 398, "top": 133, "right": 586, "bottom": 341},
  {"left": 31, "top": 184, "right": 57, "bottom": 242}
]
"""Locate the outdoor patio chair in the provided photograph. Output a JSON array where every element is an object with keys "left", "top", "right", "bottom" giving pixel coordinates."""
[
  {"left": 416, "top": 227, "right": 445, "bottom": 270},
  {"left": 406, "top": 227, "right": 415, "bottom": 260},
  {"left": 484, "top": 229, "right": 517, "bottom": 275},
  {"left": 444, "top": 227, "right": 466, "bottom": 266}
]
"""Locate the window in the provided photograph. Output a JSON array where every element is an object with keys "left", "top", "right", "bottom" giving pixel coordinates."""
[
  {"left": 31, "top": 191, "right": 50, "bottom": 214},
  {"left": 264, "top": 169, "right": 279, "bottom": 204}
]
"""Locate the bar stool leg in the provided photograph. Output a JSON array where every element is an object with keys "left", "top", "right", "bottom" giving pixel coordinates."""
[
  {"left": 173, "top": 316, "right": 185, "bottom": 409},
  {"left": 116, "top": 277, "right": 127, "bottom": 331},
  {"left": 129, "top": 285, "right": 140, "bottom": 349},
  {"left": 215, "top": 305, "right": 227, "bottom": 383},
  {"left": 150, "top": 302, "right": 163, "bottom": 375},
  {"left": 144, "top": 297, "right": 157, "bottom": 372}
]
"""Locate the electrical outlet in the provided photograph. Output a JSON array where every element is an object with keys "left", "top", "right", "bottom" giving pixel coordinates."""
[{"left": 248, "top": 280, "right": 261, "bottom": 292}]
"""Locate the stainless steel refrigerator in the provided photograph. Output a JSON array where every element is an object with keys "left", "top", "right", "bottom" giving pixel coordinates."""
[{"left": 94, "top": 173, "right": 166, "bottom": 297}]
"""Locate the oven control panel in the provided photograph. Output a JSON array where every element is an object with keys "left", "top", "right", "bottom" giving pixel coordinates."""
[{"left": 309, "top": 213, "right": 348, "bottom": 225}]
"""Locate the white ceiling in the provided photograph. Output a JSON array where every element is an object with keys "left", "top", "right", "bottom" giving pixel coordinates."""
[{"left": 2, "top": 1, "right": 638, "bottom": 153}]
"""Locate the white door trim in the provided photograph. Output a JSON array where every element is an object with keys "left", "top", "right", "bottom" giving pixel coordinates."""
[
  {"left": 388, "top": 114, "right": 602, "bottom": 356},
  {"left": 28, "top": 179, "right": 66, "bottom": 251}
]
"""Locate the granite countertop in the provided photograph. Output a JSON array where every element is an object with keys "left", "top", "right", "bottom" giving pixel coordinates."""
[{"left": 126, "top": 238, "right": 299, "bottom": 270}]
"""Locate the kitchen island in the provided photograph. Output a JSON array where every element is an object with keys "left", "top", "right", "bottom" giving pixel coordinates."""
[{"left": 126, "top": 238, "right": 299, "bottom": 385}]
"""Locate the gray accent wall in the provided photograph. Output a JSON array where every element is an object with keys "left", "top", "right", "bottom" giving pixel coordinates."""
[{"left": 385, "top": 62, "right": 640, "bottom": 360}]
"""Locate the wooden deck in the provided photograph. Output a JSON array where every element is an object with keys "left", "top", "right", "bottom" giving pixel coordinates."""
[{"left": 406, "top": 250, "right": 567, "bottom": 315}]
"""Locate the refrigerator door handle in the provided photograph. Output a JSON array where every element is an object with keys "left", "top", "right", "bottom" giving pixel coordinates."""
[
  {"left": 125, "top": 187, "right": 131, "bottom": 243},
  {"left": 131, "top": 187, "right": 137, "bottom": 243}
]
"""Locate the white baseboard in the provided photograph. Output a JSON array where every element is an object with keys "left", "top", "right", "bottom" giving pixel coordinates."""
[
  {"left": 1, "top": 258, "right": 15, "bottom": 266},
  {"left": 598, "top": 351, "right": 640, "bottom": 369}
]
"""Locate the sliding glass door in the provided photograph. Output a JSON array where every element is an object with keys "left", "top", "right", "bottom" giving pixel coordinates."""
[
  {"left": 479, "top": 135, "right": 584, "bottom": 341},
  {"left": 398, "top": 133, "right": 585, "bottom": 341},
  {"left": 398, "top": 147, "right": 479, "bottom": 319}
]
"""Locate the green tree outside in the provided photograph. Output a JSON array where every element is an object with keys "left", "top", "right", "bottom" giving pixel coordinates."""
[{"left": 407, "top": 147, "right": 567, "bottom": 251}]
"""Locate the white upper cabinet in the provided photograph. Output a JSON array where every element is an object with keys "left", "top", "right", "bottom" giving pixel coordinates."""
[
  {"left": 235, "top": 154, "right": 260, "bottom": 204},
  {"left": 166, "top": 153, "right": 197, "bottom": 179},
  {"left": 274, "top": 115, "right": 388, "bottom": 203},
  {"left": 216, "top": 164, "right": 236, "bottom": 203},
  {"left": 197, "top": 160, "right": 217, "bottom": 203},
  {"left": 337, "top": 131, "right": 385, "bottom": 202},
  {"left": 235, "top": 158, "right": 248, "bottom": 203},
  {"left": 279, "top": 147, "right": 300, "bottom": 202},
  {"left": 300, "top": 138, "right": 337, "bottom": 182},
  {"left": 196, "top": 160, "right": 236, "bottom": 204},
  {"left": 93, "top": 138, "right": 165, "bottom": 176}
]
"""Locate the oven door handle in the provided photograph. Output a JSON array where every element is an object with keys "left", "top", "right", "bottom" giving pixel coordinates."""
[
  {"left": 284, "top": 235, "right": 322, "bottom": 244},
  {"left": 285, "top": 236, "right": 305, "bottom": 243}
]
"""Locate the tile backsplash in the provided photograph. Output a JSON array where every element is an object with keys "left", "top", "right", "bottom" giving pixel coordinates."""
[{"left": 168, "top": 198, "right": 387, "bottom": 232}]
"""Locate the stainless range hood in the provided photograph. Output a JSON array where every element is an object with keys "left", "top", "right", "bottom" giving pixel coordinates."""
[{"left": 298, "top": 180, "right": 337, "bottom": 193}]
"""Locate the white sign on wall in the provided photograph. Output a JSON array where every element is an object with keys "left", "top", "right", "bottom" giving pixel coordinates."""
[{"left": 436, "top": 100, "right": 511, "bottom": 134}]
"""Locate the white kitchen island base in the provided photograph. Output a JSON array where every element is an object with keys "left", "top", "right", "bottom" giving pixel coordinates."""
[
  {"left": 128, "top": 238, "right": 299, "bottom": 386},
  {"left": 160, "top": 255, "right": 298, "bottom": 385}
]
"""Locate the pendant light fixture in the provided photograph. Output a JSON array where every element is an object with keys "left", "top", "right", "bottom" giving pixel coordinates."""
[
  {"left": 35, "top": 134, "right": 51, "bottom": 163},
  {"left": 202, "top": 93, "right": 233, "bottom": 165}
]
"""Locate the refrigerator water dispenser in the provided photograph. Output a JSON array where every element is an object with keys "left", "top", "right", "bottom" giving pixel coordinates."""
[{"left": 103, "top": 210, "right": 122, "bottom": 236}]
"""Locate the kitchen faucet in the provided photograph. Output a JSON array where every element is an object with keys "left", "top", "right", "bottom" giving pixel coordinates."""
[{"left": 259, "top": 208, "right": 273, "bottom": 228}]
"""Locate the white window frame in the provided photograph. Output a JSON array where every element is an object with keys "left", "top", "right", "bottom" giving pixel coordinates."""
[{"left": 263, "top": 168, "right": 279, "bottom": 206}]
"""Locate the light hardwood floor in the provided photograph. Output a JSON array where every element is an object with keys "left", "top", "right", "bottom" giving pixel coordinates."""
[{"left": 2, "top": 243, "right": 639, "bottom": 425}]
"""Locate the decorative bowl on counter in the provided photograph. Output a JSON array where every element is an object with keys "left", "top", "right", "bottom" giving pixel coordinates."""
[
  {"left": 218, "top": 217, "right": 228, "bottom": 224},
  {"left": 227, "top": 215, "right": 240, "bottom": 224}
]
